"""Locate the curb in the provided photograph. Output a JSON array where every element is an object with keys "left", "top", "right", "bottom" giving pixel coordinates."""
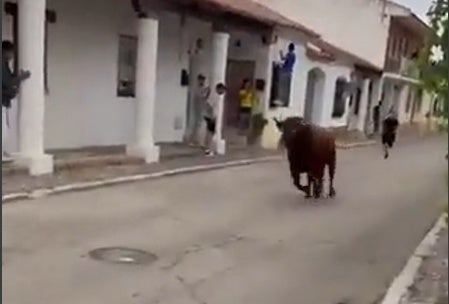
[
  {"left": 2, "top": 155, "right": 282, "bottom": 203},
  {"left": 336, "top": 140, "right": 377, "bottom": 150},
  {"left": 380, "top": 214, "right": 447, "bottom": 304}
]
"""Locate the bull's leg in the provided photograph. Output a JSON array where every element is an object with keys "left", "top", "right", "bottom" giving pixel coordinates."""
[
  {"left": 313, "top": 167, "right": 325, "bottom": 199},
  {"left": 291, "top": 170, "right": 308, "bottom": 194},
  {"left": 314, "top": 178, "right": 322, "bottom": 199},
  {"left": 383, "top": 143, "right": 389, "bottom": 159},
  {"left": 289, "top": 163, "right": 309, "bottom": 194},
  {"left": 305, "top": 173, "right": 313, "bottom": 199}
]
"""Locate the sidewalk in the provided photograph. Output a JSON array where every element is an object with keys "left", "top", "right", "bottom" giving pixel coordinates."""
[
  {"left": 2, "top": 124, "right": 441, "bottom": 201},
  {"left": 2, "top": 147, "right": 280, "bottom": 198},
  {"left": 400, "top": 223, "right": 448, "bottom": 304}
]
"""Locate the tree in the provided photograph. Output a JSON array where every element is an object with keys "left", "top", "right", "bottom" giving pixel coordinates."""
[{"left": 420, "top": 0, "right": 448, "bottom": 118}]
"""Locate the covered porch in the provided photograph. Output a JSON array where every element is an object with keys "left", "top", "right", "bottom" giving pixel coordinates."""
[{"left": 2, "top": 0, "right": 316, "bottom": 176}]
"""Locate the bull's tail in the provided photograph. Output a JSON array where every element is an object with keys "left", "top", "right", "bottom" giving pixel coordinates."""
[
  {"left": 328, "top": 145, "right": 336, "bottom": 180},
  {"left": 328, "top": 143, "right": 336, "bottom": 197}
]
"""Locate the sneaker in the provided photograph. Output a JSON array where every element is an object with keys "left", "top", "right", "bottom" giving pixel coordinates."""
[{"left": 204, "top": 149, "right": 215, "bottom": 157}]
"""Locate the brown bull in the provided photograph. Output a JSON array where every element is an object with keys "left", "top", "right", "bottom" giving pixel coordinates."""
[{"left": 274, "top": 117, "right": 336, "bottom": 199}]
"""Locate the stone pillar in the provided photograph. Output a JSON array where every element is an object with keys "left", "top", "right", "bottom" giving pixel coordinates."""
[
  {"left": 356, "top": 78, "right": 371, "bottom": 132},
  {"left": 17, "top": 0, "right": 53, "bottom": 175},
  {"left": 318, "top": 72, "right": 335, "bottom": 128},
  {"left": 210, "top": 32, "right": 229, "bottom": 155},
  {"left": 366, "top": 77, "right": 382, "bottom": 134},
  {"left": 127, "top": 16, "right": 160, "bottom": 163},
  {"left": 259, "top": 44, "right": 274, "bottom": 116},
  {"left": 397, "top": 84, "right": 409, "bottom": 124}
]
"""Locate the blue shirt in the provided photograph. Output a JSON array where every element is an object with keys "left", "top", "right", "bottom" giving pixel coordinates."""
[{"left": 282, "top": 51, "right": 296, "bottom": 73}]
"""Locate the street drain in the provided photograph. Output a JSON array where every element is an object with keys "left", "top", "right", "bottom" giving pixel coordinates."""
[{"left": 88, "top": 247, "right": 158, "bottom": 265}]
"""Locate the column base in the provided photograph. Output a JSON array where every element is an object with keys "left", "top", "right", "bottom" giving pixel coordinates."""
[
  {"left": 15, "top": 153, "right": 54, "bottom": 176},
  {"left": 214, "top": 138, "right": 226, "bottom": 155},
  {"left": 126, "top": 144, "right": 160, "bottom": 164}
]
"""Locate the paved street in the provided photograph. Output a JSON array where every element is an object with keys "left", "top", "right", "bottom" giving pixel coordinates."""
[{"left": 2, "top": 136, "right": 447, "bottom": 304}]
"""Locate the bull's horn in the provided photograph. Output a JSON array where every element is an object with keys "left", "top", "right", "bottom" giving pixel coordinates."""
[{"left": 273, "top": 117, "right": 283, "bottom": 130}]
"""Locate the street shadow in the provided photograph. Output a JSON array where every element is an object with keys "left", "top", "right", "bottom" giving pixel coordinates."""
[{"left": 267, "top": 189, "right": 338, "bottom": 213}]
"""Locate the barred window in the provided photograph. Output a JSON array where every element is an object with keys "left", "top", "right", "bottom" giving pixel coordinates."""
[{"left": 117, "top": 35, "right": 138, "bottom": 97}]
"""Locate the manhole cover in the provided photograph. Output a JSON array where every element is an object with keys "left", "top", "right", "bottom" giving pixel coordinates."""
[{"left": 88, "top": 247, "right": 157, "bottom": 265}]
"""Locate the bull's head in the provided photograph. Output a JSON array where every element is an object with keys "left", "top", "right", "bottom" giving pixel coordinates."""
[{"left": 273, "top": 116, "right": 306, "bottom": 151}]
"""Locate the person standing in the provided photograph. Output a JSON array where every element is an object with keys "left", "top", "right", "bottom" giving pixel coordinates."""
[
  {"left": 203, "top": 83, "right": 227, "bottom": 156},
  {"left": 372, "top": 100, "right": 382, "bottom": 134},
  {"left": 188, "top": 74, "right": 210, "bottom": 146},
  {"left": 2, "top": 40, "right": 31, "bottom": 157},
  {"left": 238, "top": 79, "right": 256, "bottom": 136},
  {"left": 278, "top": 43, "right": 296, "bottom": 105}
]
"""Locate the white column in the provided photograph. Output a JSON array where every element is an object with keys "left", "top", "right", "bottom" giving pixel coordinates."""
[
  {"left": 366, "top": 77, "right": 382, "bottom": 134},
  {"left": 397, "top": 85, "right": 409, "bottom": 124},
  {"left": 17, "top": 0, "right": 53, "bottom": 175},
  {"left": 318, "top": 72, "right": 335, "bottom": 128},
  {"left": 127, "top": 17, "right": 160, "bottom": 163},
  {"left": 210, "top": 32, "right": 229, "bottom": 155},
  {"left": 356, "top": 78, "right": 371, "bottom": 132},
  {"left": 259, "top": 44, "right": 274, "bottom": 116}
]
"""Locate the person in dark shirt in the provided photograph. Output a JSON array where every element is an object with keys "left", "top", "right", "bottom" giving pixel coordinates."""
[
  {"left": 280, "top": 43, "right": 296, "bottom": 73},
  {"left": 2, "top": 40, "right": 31, "bottom": 157},
  {"left": 381, "top": 110, "right": 399, "bottom": 159},
  {"left": 277, "top": 43, "right": 296, "bottom": 106},
  {"left": 372, "top": 100, "right": 382, "bottom": 134}
]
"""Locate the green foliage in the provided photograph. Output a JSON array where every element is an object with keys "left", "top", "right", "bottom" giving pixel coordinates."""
[{"left": 419, "top": 0, "right": 448, "bottom": 119}]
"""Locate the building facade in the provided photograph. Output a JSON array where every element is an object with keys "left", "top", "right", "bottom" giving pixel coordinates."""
[
  {"left": 1, "top": 0, "right": 432, "bottom": 176},
  {"left": 2, "top": 0, "right": 323, "bottom": 175}
]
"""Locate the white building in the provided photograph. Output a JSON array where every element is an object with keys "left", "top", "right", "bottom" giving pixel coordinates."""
[
  {"left": 2, "top": 0, "right": 325, "bottom": 175},
  {"left": 380, "top": 1, "right": 433, "bottom": 125},
  {"left": 2, "top": 0, "right": 432, "bottom": 177},
  {"left": 254, "top": 0, "right": 390, "bottom": 69}
]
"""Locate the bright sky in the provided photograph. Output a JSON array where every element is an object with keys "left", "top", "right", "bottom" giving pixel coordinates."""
[{"left": 395, "top": 0, "right": 433, "bottom": 21}]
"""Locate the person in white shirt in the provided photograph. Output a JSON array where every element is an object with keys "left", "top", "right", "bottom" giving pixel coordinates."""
[
  {"left": 203, "top": 83, "right": 226, "bottom": 156},
  {"left": 188, "top": 74, "right": 210, "bottom": 146}
]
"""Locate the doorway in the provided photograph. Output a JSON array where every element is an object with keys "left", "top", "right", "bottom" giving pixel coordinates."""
[
  {"left": 223, "top": 60, "right": 255, "bottom": 146},
  {"left": 304, "top": 68, "right": 325, "bottom": 124},
  {"left": 224, "top": 60, "right": 256, "bottom": 127}
]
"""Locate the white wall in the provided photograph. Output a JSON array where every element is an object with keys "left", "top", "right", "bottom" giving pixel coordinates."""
[
  {"left": 265, "top": 31, "right": 353, "bottom": 128},
  {"left": 255, "top": 0, "right": 390, "bottom": 69},
  {"left": 42, "top": 0, "right": 210, "bottom": 148},
  {"left": 0, "top": 0, "right": 216, "bottom": 150},
  {"left": 264, "top": 32, "right": 309, "bottom": 120}
]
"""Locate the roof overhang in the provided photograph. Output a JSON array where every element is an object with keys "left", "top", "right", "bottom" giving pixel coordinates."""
[
  {"left": 390, "top": 14, "right": 432, "bottom": 38},
  {"left": 382, "top": 72, "right": 421, "bottom": 85},
  {"left": 312, "top": 39, "right": 383, "bottom": 74},
  {"left": 306, "top": 43, "right": 335, "bottom": 62},
  {"left": 162, "top": 0, "right": 320, "bottom": 39}
]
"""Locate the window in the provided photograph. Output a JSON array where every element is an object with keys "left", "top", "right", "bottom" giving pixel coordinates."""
[
  {"left": 4, "top": 2, "right": 55, "bottom": 93},
  {"left": 402, "top": 38, "right": 409, "bottom": 57},
  {"left": 405, "top": 88, "right": 413, "bottom": 113},
  {"left": 332, "top": 78, "right": 347, "bottom": 118},
  {"left": 117, "top": 35, "right": 138, "bottom": 97},
  {"left": 415, "top": 89, "right": 423, "bottom": 113},
  {"left": 269, "top": 62, "right": 291, "bottom": 108},
  {"left": 391, "top": 37, "right": 398, "bottom": 58},
  {"left": 353, "top": 87, "right": 362, "bottom": 115},
  {"left": 388, "top": 36, "right": 394, "bottom": 57}
]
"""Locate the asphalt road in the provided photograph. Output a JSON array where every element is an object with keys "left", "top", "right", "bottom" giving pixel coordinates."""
[{"left": 2, "top": 136, "right": 447, "bottom": 304}]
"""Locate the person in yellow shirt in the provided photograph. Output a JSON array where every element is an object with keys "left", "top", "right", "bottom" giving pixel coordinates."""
[{"left": 238, "top": 79, "right": 257, "bottom": 135}]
